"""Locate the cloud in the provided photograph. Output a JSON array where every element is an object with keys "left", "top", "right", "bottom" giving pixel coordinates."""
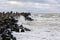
[
  {"left": 8, "top": 0, "right": 60, "bottom": 4},
  {"left": 7, "top": 1, "right": 60, "bottom": 9},
  {"left": 0, "top": 0, "right": 60, "bottom": 13},
  {"left": 7, "top": 1, "right": 53, "bottom": 9}
]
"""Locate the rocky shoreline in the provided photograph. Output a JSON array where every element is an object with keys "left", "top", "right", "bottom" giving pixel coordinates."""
[{"left": 0, "top": 11, "right": 33, "bottom": 40}]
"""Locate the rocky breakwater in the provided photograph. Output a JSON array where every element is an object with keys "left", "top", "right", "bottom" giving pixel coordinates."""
[{"left": 0, "top": 12, "right": 33, "bottom": 40}]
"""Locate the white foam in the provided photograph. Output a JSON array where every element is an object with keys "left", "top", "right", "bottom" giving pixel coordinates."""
[{"left": 12, "top": 14, "right": 60, "bottom": 40}]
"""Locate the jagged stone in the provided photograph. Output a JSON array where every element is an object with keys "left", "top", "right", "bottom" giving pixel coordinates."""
[
  {"left": 0, "top": 12, "right": 32, "bottom": 40},
  {"left": 25, "top": 16, "right": 33, "bottom": 21},
  {"left": 24, "top": 28, "right": 31, "bottom": 31},
  {"left": 20, "top": 12, "right": 31, "bottom": 17},
  {"left": 19, "top": 25, "right": 31, "bottom": 32},
  {"left": 19, "top": 25, "right": 24, "bottom": 29},
  {"left": 21, "top": 29, "right": 25, "bottom": 32}
]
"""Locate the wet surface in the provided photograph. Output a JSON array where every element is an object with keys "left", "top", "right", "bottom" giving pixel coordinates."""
[{"left": 13, "top": 14, "right": 60, "bottom": 40}]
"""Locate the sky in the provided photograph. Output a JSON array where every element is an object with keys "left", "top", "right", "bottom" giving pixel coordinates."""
[{"left": 0, "top": 0, "right": 60, "bottom": 13}]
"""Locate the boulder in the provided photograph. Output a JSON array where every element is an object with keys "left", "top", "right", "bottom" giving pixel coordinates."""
[
  {"left": 21, "top": 29, "right": 25, "bottom": 32},
  {"left": 19, "top": 25, "right": 24, "bottom": 29},
  {"left": 21, "top": 12, "right": 31, "bottom": 17},
  {"left": 24, "top": 28, "right": 31, "bottom": 31},
  {"left": 25, "top": 17, "right": 33, "bottom": 21}
]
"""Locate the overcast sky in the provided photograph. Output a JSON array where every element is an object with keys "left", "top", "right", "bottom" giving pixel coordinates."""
[{"left": 0, "top": 0, "right": 60, "bottom": 13}]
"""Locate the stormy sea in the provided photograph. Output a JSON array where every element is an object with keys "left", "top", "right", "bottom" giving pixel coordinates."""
[{"left": 12, "top": 13, "right": 60, "bottom": 40}]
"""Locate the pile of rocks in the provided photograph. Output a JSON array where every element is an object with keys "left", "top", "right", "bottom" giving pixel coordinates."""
[
  {"left": 0, "top": 12, "right": 33, "bottom": 21},
  {"left": 0, "top": 16, "right": 31, "bottom": 40},
  {"left": 0, "top": 12, "right": 34, "bottom": 40},
  {"left": 0, "top": 16, "right": 19, "bottom": 40},
  {"left": 20, "top": 12, "right": 33, "bottom": 21}
]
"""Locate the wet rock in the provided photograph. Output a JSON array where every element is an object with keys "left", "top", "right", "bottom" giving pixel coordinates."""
[
  {"left": 13, "top": 37, "right": 16, "bottom": 40},
  {"left": 0, "top": 27, "right": 6, "bottom": 34},
  {"left": 0, "top": 13, "right": 31, "bottom": 40},
  {"left": 20, "top": 12, "right": 31, "bottom": 17},
  {"left": 25, "top": 17, "right": 33, "bottom": 21},
  {"left": 1, "top": 29, "right": 16, "bottom": 40},
  {"left": 20, "top": 12, "right": 33, "bottom": 21},
  {"left": 24, "top": 28, "right": 31, "bottom": 31},
  {"left": 19, "top": 25, "right": 24, "bottom": 29},
  {"left": 21, "top": 29, "right": 25, "bottom": 32},
  {"left": 2, "top": 37, "right": 11, "bottom": 40},
  {"left": 1, "top": 29, "right": 11, "bottom": 40},
  {"left": 19, "top": 25, "right": 31, "bottom": 32}
]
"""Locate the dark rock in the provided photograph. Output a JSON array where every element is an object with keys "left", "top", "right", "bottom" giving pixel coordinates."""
[
  {"left": 1, "top": 29, "right": 16, "bottom": 40},
  {"left": 11, "top": 24, "right": 19, "bottom": 32},
  {"left": 25, "top": 17, "right": 33, "bottom": 21},
  {"left": 2, "top": 37, "right": 11, "bottom": 40},
  {"left": 13, "top": 37, "right": 16, "bottom": 40},
  {"left": 19, "top": 25, "right": 31, "bottom": 32},
  {"left": 24, "top": 28, "right": 31, "bottom": 31},
  {"left": 0, "top": 14, "right": 31, "bottom": 40},
  {"left": 1, "top": 29, "right": 12, "bottom": 40},
  {"left": 21, "top": 12, "right": 31, "bottom": 17},
  {"left": 1, "top": 29, "right": 11, "bottom": 37},
  {"left": 0, "top": 27, "right": 6, "bottom": 34},
  {"left": 19, "top": 25, "right": 24, "bottom": 29},
  {"left": 21, "top": 29, "right": 25, "bottom": 32}
]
